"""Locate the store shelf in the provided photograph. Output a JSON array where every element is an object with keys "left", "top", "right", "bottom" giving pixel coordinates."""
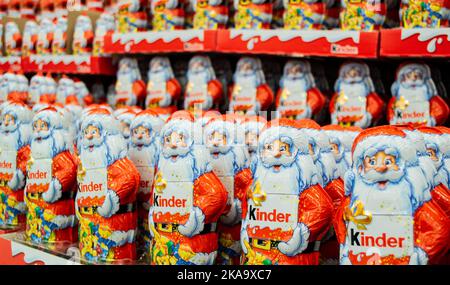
[
  {"left": 21, "top": 55, "right": 116, "bottom": 75},
  {"left": 215, "top": 29, "right": 379, "bottom": 58},
  {"left": 0, "top": 232, "right": 80, "bottom": 265},
  {"left": 380, "top": 28, "right": 450, "bottom": 57},
  {"left": 0, "top": 56, "right": 22, "bottom": 72},
  {"left": 104, "top": 30, "right": 217, "bottom": 54}
]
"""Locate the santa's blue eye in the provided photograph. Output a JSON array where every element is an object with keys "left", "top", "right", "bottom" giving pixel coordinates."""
[
  {"left": 280, "top": 146, "right": 286, "bottom": 151},
  {"left": 385, "top": 159, "right": 391, "bottom": 165},
  {"left": 369, "top": 159, "right": 376, "bottom": 166}
]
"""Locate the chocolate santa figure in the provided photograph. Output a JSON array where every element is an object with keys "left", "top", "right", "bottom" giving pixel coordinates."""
[
  {"left": 330, "top": 62, "right": 384, "bottom": 128},
  {"left": 52, "top": 16, "right": 68, "bottom": 55},
  {"left": 76, "top": 108, "right": 139, "bottom": 263},
  {"left": 334, "top": 126, "right": 450, "bottom": 265},
  {"left": 389, "top": 63, "right": 449, "bottom": 127},
  {"left": 417, "top": 127, "right": 450, "bottom": 218},
  {"left": 28, "top": 73, "right": 46, "bottom": 107},
  {"left": 322, "top": 124, "right": 354, "bottom": 179},
  {"left": 10, "top": 72, "right": 29, "bottom": 105},
  {"left": 340, "top": 0, "right": 386, "bottom": 31},
  {"left": 203, "top": 115, "right": 252, "bottom": 265},
  {"left": 74, "top": 79, "right": 95, "bottom": 107},
  {"left": 73, "top": 14, "right": 94, "bottom": 56},
  {"left": 276, "top": 60, "right": 326, "bottom": 120},
  {"left": 184, "top": 56, "right": 223, "bottom": 113},
  {"left": 241, "top": 118, "right": 333, "bottom": 265},
  {"left": 5, "top": 21, "right": 22, "bottom": 56},
  {"left": 233, "top": 0, "right": 273, "bottom": 29},
  {"left": 229, "top": 57, "right": 274, "bottom": 116},
  {"left": 36, "top": 18, "right": 55, "bottom": 55},
  {"left": 191, "top": 0, "right": 229, "bottom": 29},
  {"left": 114, "top": 107, "right": 138, "bottom": 141},
  {"left": 22, "top": 20, "right": 38, "bottom": 56},
  {"left": 283, "top": 0, "right": 327, "bottom": 29},
  {"left": 128, "top": 110, "right": 164, "bottom": 256},
  {"left": 115, "top": 58, "right": 146, "bottom": 109},
  {"left": 93, "top": 12, "right": 116, "bottom": 56},
  {"left": 241, "top": 115, "right": 267, "bottom": 167},
  {"left": 0, "top": 72, "right": 18, "bottom": 104},
  {"left": 150, "top": 0, "right": 185, "bottom": 31},
  {"left": 145, "top": 57, "right": 181, "bottom": 115},
  {"left": 117, "top": 0, "right": 148, "bottom": 33},
  {"left": 0, "top": 102, "right": 33, "bottom": 229},
  {"left": 38, "top": 74, "right": 57, "bottom": 105},
  {"left": 24, "top": 107, "right": 78, "bottom": 245},
  {"left": 56, "top": 76, "right": 76, "bottom": 105},
  {"left": 148, "top": 111, "right": 228, "bottom": 265}
]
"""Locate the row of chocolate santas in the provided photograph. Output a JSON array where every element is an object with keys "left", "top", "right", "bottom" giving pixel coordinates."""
[
  {"left": 0, "top": 100, "right": 449, "bottom": 264},
  {"left": 1, "top": 12, "right": 113, "bottom": 57},
  {"left": 110, "top": 56, "right": 449, "bottom": 127}
]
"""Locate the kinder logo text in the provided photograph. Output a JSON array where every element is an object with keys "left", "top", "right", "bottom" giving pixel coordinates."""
[
  {"left": 0, "top": 161, "right": 13, "bottom": 169},
  {"left": 350, "top": 228, "right": 406, "bottom": 248},
  {"left": 401, "top": 111, "right": 426, "bottom": 120},
  {"left": 154, "top": 193, "right": 187, "bottom": 208},
  {"left": 79, "top": 181, "right": 104, "bottom": 193},
  {"left": 249, "top": 205, "right": 291, "bottom": 223},
  {"left": 28, "top": 170, "right": 48, "bottom": 180},
  {"left": 340, "top": 106, "right": 363, "bottom": 113}
]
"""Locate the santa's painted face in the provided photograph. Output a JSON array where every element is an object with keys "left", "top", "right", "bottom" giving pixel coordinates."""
[
  {"left": 33, "top": 119, "right": 50, "bottom": 140},
  {"left": 206, "top": 130, "right": 230, "bottom": 157},
  {"left": 261, "top": 138, "right": 295, "bottom": 172},
  {"left": 330, "top": 142, "right": 339, "bottom": 156},
  {"left": 1, "top": 113, "right": 16, "bottom": 132},
  {"left": 245, "top": 131, "right": 258, "bottom": 153},
  {"left": 189, "top": 59, "right": 207, "bottom": 74},
  {"left": 82, "top": 124, "right": 103, "bottom": 151},
  {"left": 343, "top": 66, "right": 363, "bottom": 84},
  {"left": 401, "top": 68, "right": 424, "bottom": 88},
  {"left": 426, "top": 146, "right": 438, "bottom": 162},
  {"left": 131, "top": 125, "right": 152, "bottom": 149},
  {"left": 150, "top": 59, "right": 167, "bottom": 73},
  {"left": 359, "top": 150, "right": 403, "bottom": 189},
  {"left": 238, "top": 61, "right": 256, "bottom": 77},
  {"left": 286, "top": 63, "right": 305, "bottom": 80},
  {"left": 163, "top": 130, "right": 191, "bottom": 159}
]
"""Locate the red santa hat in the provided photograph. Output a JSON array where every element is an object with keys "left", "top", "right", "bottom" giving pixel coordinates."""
[
  {"left": 33, "top": 106, "right": 64, "bottom": 130},
  {"left": 81, "top": 107, "right": 121, "bottom": 136},
  {"left": 131, "top": 109, "right": 165, "bottom": 135},
  {"left": 258, "top": 118, "right": 310, "bottom": 155},
  {"left": 2, "top": 101, "right": 33, "bottom": 124},
  {"left": 352, "top": 126, "right": 417, "bottom": 169}
]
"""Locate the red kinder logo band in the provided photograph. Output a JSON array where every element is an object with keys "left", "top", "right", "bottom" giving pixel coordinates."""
[
  {"left": 80, "top": 181, "right": 104, "bottom": 193},
  {"left": 0, "top": 161, "right": 13, "bottom": 169}
]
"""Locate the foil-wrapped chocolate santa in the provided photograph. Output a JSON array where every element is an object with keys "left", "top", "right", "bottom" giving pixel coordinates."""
[
  {"left": 73, "top": 14, "right": 94, "bottom": 56},
  {"left": 128, "top": 110, "right": 164, "bottom": 256},
  {"left": 241, "top": 118, "right": 333, "bottom": 264},
  {"left": 22, "top": 20, "right": 38, "bottom": 56},
  {"left": 184, "top": 56, "right": 223, "bottom": 113},
  {"left": 276, "top": 60, "right": 326, "bottom": 120},
  {"left": 334, "top": 126, "right": 450, "bottom": 265},
  {"left": 24, "top": 107, "right": 78, "bottom": 245},
  {"left": 76, "top": 108, "right": 139, "bottom": 263},
  {"left": 330, "top": 62, "right": 384, "bottom": 128},
  {"left": 115, "top": 58, "right": 146, "bottom": 109},
  {"left": 203, "top": 115, "right": 252, "bottom": 265},
  {"left": 229, "top": 57, "right": 274, "bottom": 116},
  {"left": 150, "top": 0, "right": 185, "bottom": 31},
  {"left": 191, "top": 0, "right": 229, "bottom": 29},
  {"left": 0, "top": 102, "right": 33, "bottom": 229},
  {"left": 148, "top": 111, "right": 228, "bottom": 265},
  {"left": 145, "top": 57, "right": 181, "bottom": 116},
  {"left": 388, "top": 63, "right": 449, "bottom": 127},
  {"left": 93, "top": 12, "right": 116, "bottom": 56},
  {"left": 4, "top": 21, "right": 22, "bottom": 56}
]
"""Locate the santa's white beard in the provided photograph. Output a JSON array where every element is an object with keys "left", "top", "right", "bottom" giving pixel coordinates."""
[
  {"left": 234, "top": 74, "right": 259, "bottom": 88},
  {"left": 0, "top": 129, "right": 20, "bottom": 150},
  {"left": 352, "top": 174, "right": 415, "bottom": 215},
  {"left": 397, "top": 84, "right": 429, "bottom": 101},
  {"left": 360, "top": 168, "right": 405, "bottom": 185},
  {"left": 339, "top": 81, "right": 368, "bottom": 98},
  {"left": 418, "top": 155, "right": 437, "bottom": 187},
  {"left": 187, "top": 71, "right": 210, "bottom": 85},
  {"left": 128, "top": 143, "right": 158, "bottom": 166},
  {"left": 209, "top": 149, "right": 235, "bottom": 176},
  {"left": 158, "top": 153, "right": 195, "bottom": 181},
  {"left": 344, "top": 152, "right": 352, "bottom": 168},
  {"left": 149, "top": 70, "right": 169, "bottom": 82},
  {"left": 317, "top": 152, "right": 339, "bottom": 185},
  {"left": 81, "top": 136, "right": 103, "bottom": 150},
  {"left": 162, "top": 145, "right": 191, "bottom": 159},
  {"left": 442, "top": 158, "right": 450, "bottom": 188},
  {"left": 80, "top": 142, "right": 108, "bottom": 169},
  {"left": 282, "top": 78, "right": 309, "bottom": 92},
  {"left": 117, "top": 73, "right": 136, "bottom": 89},
  {"left": 261, "top": 153, "right": 296, "bottom": 169},
  {"left": 31, "top": 136, "right": 54, "bottom": 159}
]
